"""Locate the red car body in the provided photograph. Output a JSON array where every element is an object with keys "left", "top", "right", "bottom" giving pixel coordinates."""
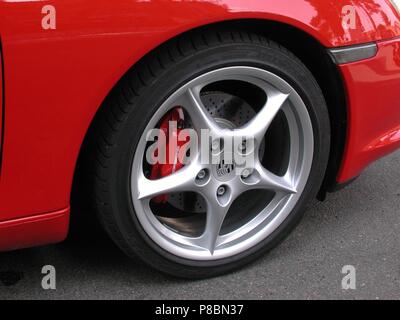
[{"left": 0, "top": 0, "right": 399, "bottom": 251}]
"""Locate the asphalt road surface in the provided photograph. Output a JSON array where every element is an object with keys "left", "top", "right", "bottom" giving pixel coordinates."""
[{"left": 1, "top": 151, "right": 399, "bottom": 300}]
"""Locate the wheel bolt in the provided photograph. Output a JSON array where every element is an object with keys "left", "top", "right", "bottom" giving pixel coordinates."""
[
  {"left": 239, "top": 140, "right": 247, "bottom": 153},
  {"left": 217, "top": 186, "right": 226, "bottom": 196},
  {"left": 197, "top": 170, "right": 206, "bottom": 180},
  {"left": 212, "top": 139, "right": 220, "bottom": 151},
  {"left": 241, "top": 169, "right": 252, "bottom": 179}
]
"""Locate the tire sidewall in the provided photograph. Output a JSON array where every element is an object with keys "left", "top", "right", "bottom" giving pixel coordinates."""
[{"left": 106, "top": 43, "right": 330, "bottom": 276}]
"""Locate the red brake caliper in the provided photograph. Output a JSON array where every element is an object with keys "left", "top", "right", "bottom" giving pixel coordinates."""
[{"left": 150, "top": 107, "right": 189, "bottom": 203}]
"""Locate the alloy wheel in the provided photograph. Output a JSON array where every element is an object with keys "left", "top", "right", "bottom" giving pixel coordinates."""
[{"left": 131, "top": 66, "right": 314, "bottom": 261}]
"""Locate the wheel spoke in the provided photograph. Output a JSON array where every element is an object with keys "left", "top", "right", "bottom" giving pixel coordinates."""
[
  {"left": 136, "top": 164, "right": 199, "bottom": 200},
  {"left": 176, "top": 88, "right": 221, "bottom": 133},
  {"left": 255, "top": 163, "right": 297, "bottom": 195},
  {"left": 196, "top": 199, "right": 231, "bottom": 254},
  {"left": 240, "top": 90, "right": 289, "bottom": 142}
]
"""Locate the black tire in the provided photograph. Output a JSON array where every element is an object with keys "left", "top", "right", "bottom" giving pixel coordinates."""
[{"left": 91, "top": 29, "right": 330, "bottom": 278}]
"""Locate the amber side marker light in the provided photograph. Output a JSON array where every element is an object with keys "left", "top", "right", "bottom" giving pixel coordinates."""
[{"left": 329, "top": 43, "right": 378, "bottom": 65}]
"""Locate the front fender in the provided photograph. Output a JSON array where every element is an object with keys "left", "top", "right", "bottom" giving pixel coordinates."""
[{"left": 0, "top": 0, "right": 398, "bottom": 219}]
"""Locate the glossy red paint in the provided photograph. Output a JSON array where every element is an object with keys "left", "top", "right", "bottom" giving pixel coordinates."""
[
  {"left": 0, "top": 0, "right": 399, "bottom": 251},
  {"left": 337, "top": 37, "right": 400, "bottom": 182},
  {"left": 0, "top": 42, "right": 2, "bottom": 170},
  {"left": 0, "top": 208, "right": 69, "bottom": 251}
]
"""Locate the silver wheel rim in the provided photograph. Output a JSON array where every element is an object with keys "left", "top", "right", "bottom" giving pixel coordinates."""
[{"left": 131, "top": 66, "right": 314, "bottom": 261}]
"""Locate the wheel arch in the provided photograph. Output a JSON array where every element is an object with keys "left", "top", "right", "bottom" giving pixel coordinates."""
[{"left": 71, "top": 19, "right": 348, "bottom": 217}]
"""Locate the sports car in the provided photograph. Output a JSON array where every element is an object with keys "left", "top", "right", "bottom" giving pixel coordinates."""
[{"left": 0, "top": 0, "right": 399, "bottom": 278}]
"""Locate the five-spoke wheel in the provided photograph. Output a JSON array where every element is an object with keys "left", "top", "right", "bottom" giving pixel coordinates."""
[
  {"left": 93, "top": 30, "right": 330, "bottom": 278},
  {"left": 132, "top": 67, "right": 314, "bottom": 260}
]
